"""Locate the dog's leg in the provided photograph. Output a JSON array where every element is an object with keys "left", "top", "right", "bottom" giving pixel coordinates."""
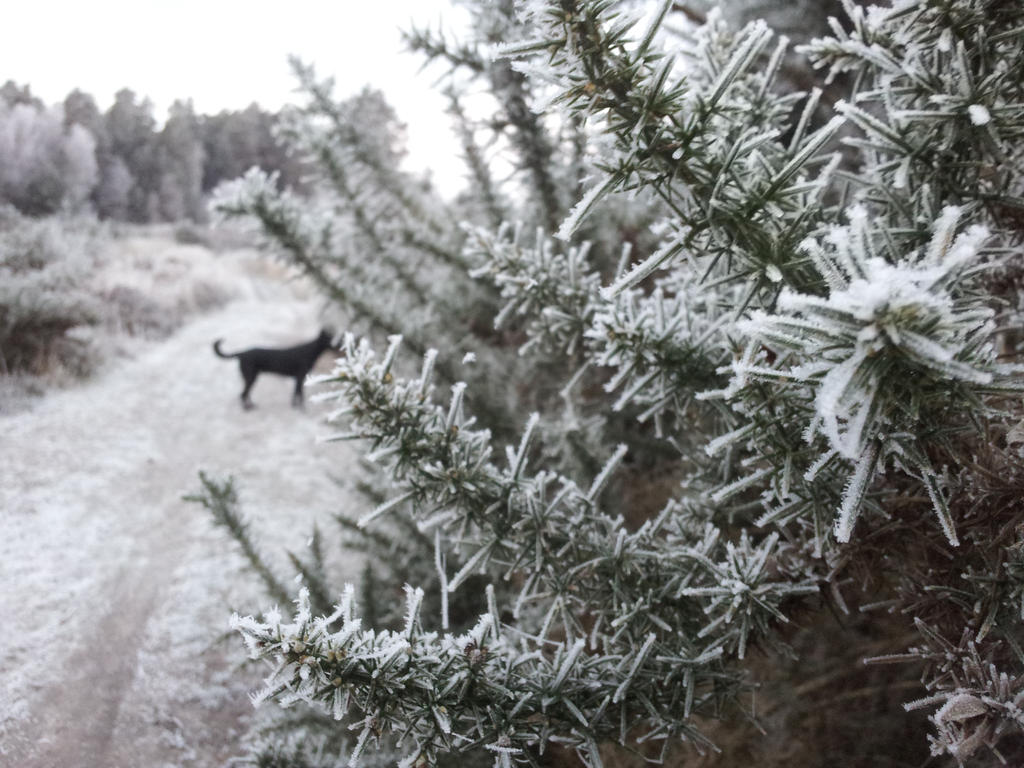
[
  {"left": 240, "top": 362, "right": 258, "bottom": 410},
  {"left": 292, "top": 376, "right": 305, "bottom": 409}
]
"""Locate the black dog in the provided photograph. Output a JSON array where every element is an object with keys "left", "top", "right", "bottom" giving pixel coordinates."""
[{"left": 213, "top": 329, "right": 335, "bottom": 409}]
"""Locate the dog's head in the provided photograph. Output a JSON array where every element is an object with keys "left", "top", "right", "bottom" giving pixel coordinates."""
[{"left": 319, "top": 327, "right": 342, "bottom": 351}]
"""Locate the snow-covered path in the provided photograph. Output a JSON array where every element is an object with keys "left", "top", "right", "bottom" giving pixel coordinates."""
[{"left": 1, "top": 251, "right": 363, "bottom": 767}]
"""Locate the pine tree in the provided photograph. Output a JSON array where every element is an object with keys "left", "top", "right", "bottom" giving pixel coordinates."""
[{"left": 211, "top": 1, "right": 1024, "bottom": 765}]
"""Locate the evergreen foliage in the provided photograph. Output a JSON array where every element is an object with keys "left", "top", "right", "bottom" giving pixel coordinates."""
[{"left": 212, "top": 1, "right": 1024, "bottom": 765}]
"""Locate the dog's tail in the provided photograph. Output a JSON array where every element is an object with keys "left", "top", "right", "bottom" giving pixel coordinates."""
[{"left": 213, "top": 339, "right": 238, "bottom": 359}]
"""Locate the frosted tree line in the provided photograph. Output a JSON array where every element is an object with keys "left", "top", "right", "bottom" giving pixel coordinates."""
[
  {"left": 0, "top": 81, "right": 302, "bottom": 221},
  {"left": 195, "top": 0, "right": 1024, "bottom": 765}
]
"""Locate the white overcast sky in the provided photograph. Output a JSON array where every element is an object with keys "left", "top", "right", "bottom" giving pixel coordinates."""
[{"left": 1, "top": 1, "right": 470, "bottom": 196}]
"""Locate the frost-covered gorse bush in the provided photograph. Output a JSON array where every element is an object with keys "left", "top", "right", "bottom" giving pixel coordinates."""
[
  {"left": 0, "top": 208, "right": 101, "bottom": 377},
  {"left": 212, "top": 1, "right": 1024, "bottom": 765}
]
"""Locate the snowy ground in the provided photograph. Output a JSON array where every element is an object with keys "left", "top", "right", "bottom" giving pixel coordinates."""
[{"left": 0, "top": 234, "right": 364, "bottom": 767}]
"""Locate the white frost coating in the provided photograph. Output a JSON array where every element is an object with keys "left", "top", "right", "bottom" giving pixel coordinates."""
[
  {"left": 435, "top": 529, "right": 449, "bottom": 631},
  {"left": 419, "top": 348, "right": 438, "bottom": 395},
  {"left": 445, "top": 382, "right": 467, "bottom": 432},
  {"left": 937, "top": 27, "right": 953, "bottom": 53},
  {"left": 923, "top": 472, "right": 960, "bottom": 547},
  {"left": 709, "top": 467, "right": 772, "bottom": 504},
  {"left": 941, "top": 224, "right": 991, "bottom": 278},
  {"left": 551, "top": 638, "right": 586, "bottom": 691},
  {"left": 967, "top": 104, "right": 991, "bottom": 125},
  {"left": 834, "top": 442, "right": 879, "bottom": 543},
  {"left": 358, "top": 490, "right": 417, "bottom": 528},
  {"left": 586, "top": 443, "right": 629, "bottom": 502},
  {"left": 934, "top": 693, "right": 986, "bottom": 723},
  {"left": 601, "top": 236, "right": 683, "bottom": 299},
  {"left": 815, "top": 351, "right": 867, "bottom": 458},
  {"left": 803, "top": 448, "right": 837, "bottom": 482},
  {"left": 900, "top": 330, "right": 992, "bottom": 384},
  {"left": 613, "top": 633, "right": 657, "bottom": 703},
  {"left": 750, "top": 205, "right": 996, "bottom": 462},
  {"left": 447, "top": 543, "right": 494, "bottom": 592},
  {"left": 556, "top": 176, "right": 617, "bottom": 241},
  {"left": 432, "top": 705, "right": 452, "bottom": 735},
  {"left": 511, "top": 412, "right": 541, "bottom": 479},
  {"left": 704, "top": 422, "right": 757, "bottom": 457},
  {"left": 924, "top": 205, "right": 962, "bottom": 266},
  {"left": 380, "top": 334, "right": 404, "bottom": 378},
  {"left": 403, "top": 584, "right": 424, "bottom": 636}
]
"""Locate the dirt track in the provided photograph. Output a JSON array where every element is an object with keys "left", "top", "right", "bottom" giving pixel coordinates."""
[{"left": 0, "top": 246, "right": 362, "bottom": 767}]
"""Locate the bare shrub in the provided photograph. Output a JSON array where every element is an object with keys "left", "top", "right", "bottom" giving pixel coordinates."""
[
  {"left": 100, "top": 284, "right": 176, "bottom": 338},
  {"left": 0, "top": 208, "right": 102, "bottom": 376},
  {"left": 173, "top": 222, "right": 212, "bottom": 247}
]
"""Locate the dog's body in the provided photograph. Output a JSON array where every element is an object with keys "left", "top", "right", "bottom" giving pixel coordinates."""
[{"left": 213, "top": 329, "right": 335, "bottom": 409}]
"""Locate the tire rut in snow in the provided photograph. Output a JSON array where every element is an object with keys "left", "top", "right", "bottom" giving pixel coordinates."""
[{"left": 21, "top": 566, "right": 162, "bottom": 768}]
